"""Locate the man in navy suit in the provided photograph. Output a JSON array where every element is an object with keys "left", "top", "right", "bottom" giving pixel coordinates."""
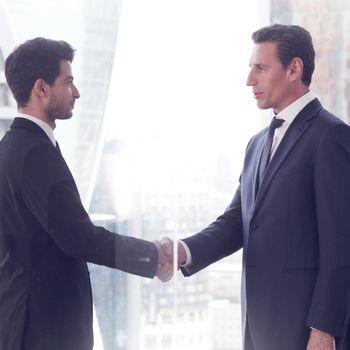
[
  {"left": 162, "top": 24, "right": 350, "bottom": 349},
  {"left": 0, "top": 38, "right": 172, "bottom": 350}
]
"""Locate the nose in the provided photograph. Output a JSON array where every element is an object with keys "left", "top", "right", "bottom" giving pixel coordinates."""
[
  {"left": 73, "top": 84, "right": 80, "bottom": 99},
  {"left": 246, "top": 68, "right": 256, "bottom": 87}
]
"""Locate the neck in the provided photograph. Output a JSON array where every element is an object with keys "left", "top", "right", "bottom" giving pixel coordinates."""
[
  {"left": 18, "top": 106, "right": 56, "bottom": 129},
  {"left": 273, "top": 87, "right": 310, "bottom": 114}
]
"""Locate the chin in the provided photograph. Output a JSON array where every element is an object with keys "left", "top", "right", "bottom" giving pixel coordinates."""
[
  {"left": 257, "top": 102, "right": 271, "bottom": 110},
  {"left": 63, "top": 112, "right": 73, "bottom": 119}
]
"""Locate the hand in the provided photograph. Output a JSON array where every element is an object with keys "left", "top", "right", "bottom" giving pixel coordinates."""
[
  {"left": 158, "top": 237, "right": 187, "bottom": 269},
  {"left": 307, "top": 328, "right": 335, "bottom": 350},
  {"left": 153, "top": 237, "right": 188, "bottom": 282},
  {"left": 153, "top": 238, "right": 173, "bottom": 282}
]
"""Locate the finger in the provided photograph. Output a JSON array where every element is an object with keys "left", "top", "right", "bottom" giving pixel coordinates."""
[
  {"left": 160, "top": 237, "right": 173, "bottom": 256},
  {"left": 156, "top": 262, "right": 174, "bottom": 282},
  {"left": 153, "top": 240, "right": 168, "bottom": 266},
  {"left": 156, "top": 262, "right": 169, "bottom": 275},
  {"left": 157, "top": 262, "right": 172, "bottom": 275},
  {"left": 158, "top": 270, "right": 173, "bottom": 282}
]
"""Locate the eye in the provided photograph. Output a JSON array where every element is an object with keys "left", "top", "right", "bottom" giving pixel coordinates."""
[{"left": 65, "top": 77, "right": 74, "bottom": 85}]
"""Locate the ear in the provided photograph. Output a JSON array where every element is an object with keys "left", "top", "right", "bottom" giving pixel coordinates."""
[
  {"left": 287, "top": 57, "right": 303, "bottom": 82},
  {"left": 33, "top": 79, "right": 49, "bottom": 98}
]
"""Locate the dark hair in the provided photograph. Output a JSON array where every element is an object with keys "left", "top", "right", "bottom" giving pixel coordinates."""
[
  {"left": 252, "top": 24, "right": 315, "bottom": 86},
  {"left": 5, "top": 37, "right": 75, "bottom": 107}
]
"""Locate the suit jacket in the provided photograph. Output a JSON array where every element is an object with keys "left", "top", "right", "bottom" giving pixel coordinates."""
[
  {"left": 182, "top": 99, "right": 350, "bottom": 349},
  {"left": 0, "top": 118, "right": 158, "bottom": 350}
]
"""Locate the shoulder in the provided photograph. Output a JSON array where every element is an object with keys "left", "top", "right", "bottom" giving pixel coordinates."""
[
  {"left": 313, "top": 106, "right": 350, "bottom": 140},
  {"left": 312, "top": 109, "right": 350, "bottom": 165},
  {"left": 316, "top": 106, "right": 344, "bottom": 125},
  {"left": 0, "top": 127, "right": 57, "bottom": 176},
  {"left": 2, "top": 122, "right": 55, "bottom": 156}
]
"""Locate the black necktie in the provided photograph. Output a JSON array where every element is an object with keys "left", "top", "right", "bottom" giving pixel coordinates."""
[
  {"left": 56, "top": 141, "right": 62, "bottom": 156},
  {"left": 258, "top": 117, "right": 284, "bottom": 185}
]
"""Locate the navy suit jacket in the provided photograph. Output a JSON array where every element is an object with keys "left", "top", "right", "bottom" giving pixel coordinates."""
[
  {"left": 0, "top": 118, "right": 158, "bottom": 350},
  {"left": 182, "top": 99, "right": 350, "bottom": 349}
]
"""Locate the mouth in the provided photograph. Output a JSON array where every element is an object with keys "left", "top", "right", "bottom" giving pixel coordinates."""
[{"left": 253, "top": 92, "right": 263, "bottom": 99}]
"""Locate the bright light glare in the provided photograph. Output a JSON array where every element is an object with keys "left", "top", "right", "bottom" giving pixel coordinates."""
[
  {"left": 104, "top": 0, "right": 265, "bottom": 204},
  {"left": 101, "top": 2, "right": 268, "bottom": 349}
]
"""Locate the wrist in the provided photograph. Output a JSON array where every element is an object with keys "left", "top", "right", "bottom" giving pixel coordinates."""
[{"left": 178, "top": 242, "right": 187, "bottom": 266}]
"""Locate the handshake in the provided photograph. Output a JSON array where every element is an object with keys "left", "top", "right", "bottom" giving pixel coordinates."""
[{"left": 153, "top": 237, "right": 187, "bottom": 282}]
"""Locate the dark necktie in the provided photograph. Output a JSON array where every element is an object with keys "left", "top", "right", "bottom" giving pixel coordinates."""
[
  {"left": 56, "top": 141, "right": 62, "bottom": 156},
  {"left": 258, "top": 117, "right": 285, "bottom": 185}
]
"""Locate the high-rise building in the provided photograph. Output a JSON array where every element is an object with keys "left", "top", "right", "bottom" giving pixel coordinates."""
[
  {"left": 0, "top": 45, "right": 14, "bottom": 137},
  {"left": 89, "top": 136, "right": 243, "bottom": 350},
  {"left": 271, "top": 0, "right": 350, "bottom": 124},
  {"left": 88, "top": 215, "right": 128, "bottom": 350},
  {"left": 0, "top": 0, "right": 121, "bottom": 204}
]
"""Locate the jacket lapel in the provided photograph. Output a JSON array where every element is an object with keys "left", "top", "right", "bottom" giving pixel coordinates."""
[
  {"left": 252, "top": 129, "right": 268, "bottom": 200},
  {"left": 253, "top": 99, "right": 323, "bottom": 213}
]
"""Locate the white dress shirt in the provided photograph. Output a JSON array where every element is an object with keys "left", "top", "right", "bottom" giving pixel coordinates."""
[
  {"left": 270, "top": 91, "right": 317, "bottom": 159},
  {"left": 16, "top": 113, "right": 56, "bottom": 146},
  {"left": 181, "top": 91, "right": 317, "bottom": 267}
]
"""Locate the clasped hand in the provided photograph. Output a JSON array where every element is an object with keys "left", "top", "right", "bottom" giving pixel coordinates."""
[{"left": 153, "top": 237, "right": 187, "bottom": 282}]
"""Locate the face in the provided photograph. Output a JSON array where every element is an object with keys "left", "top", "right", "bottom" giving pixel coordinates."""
[
  {"left": 46, "top": 60, "right": 80, "bottom": 122},
  {"left": 246, "top": 42, "right": 294, "bottom": 114}
]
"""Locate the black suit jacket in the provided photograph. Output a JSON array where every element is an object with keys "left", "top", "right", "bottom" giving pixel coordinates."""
[
  {"left": 0, "top": 118, "right": 158, "bottom": 350},
  {"left": 182, "top": 99, "right": 350, "bottom": 349}
]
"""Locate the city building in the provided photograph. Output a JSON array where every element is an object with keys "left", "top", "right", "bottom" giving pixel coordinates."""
[
  {"left": 0, "top": 0, "right": 121, "bottom": 204},
  {"left": 271, "top": 0, "right": 350, "bottom": 124},
  {"left": 2, "top": 1, "right": 348, "bottom": 349}
]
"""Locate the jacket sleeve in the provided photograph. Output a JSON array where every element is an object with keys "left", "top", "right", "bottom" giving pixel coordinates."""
[
  {"left": 181, "top": 182, "right": 243, "bottom": 276},
  {"left": 21, "top": 143, "right": 158, "bottom": 278},
  {"left": 306, "top": 123, "right": 350, "bottom": 337}
]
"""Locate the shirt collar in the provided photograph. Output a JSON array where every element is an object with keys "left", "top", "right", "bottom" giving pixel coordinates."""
[
  {"left": 276, "top": 91, "right": 317, "bottom": 125},
  {"left": 16, "top": 113, "right": 56, "bottom": 146}
]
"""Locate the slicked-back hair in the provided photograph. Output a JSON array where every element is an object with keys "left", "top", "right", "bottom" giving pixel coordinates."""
[
  {"left": 252, "top": 24, "right": 315, "bottom": 87},
  {"left": 5, "top": 37, "right": 75, "bottom": 107}
]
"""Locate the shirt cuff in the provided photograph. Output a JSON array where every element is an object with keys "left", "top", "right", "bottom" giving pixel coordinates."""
[{"left": 179, "top": 240, "right": 192, "bottom": 267}]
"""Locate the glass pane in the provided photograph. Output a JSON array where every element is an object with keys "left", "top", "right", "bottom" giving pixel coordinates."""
[{"left": 92, "top": 1, "right": 264, "bottom": 349}]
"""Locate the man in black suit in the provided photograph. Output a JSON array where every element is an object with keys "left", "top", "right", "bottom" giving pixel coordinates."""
[
  {"left": 0, "top": 38, "right": 172, "bottom": 350},
  {"left": 161, "top": 24, "right": 350, "bottom": 349}
]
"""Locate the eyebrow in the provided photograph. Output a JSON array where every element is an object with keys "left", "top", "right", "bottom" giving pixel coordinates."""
[
  {"left": 248, "top": 61, "right": 269, "bottom": 68},
  {"left": 253, "top": 63, "right": 269, "bottom": 69}
]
